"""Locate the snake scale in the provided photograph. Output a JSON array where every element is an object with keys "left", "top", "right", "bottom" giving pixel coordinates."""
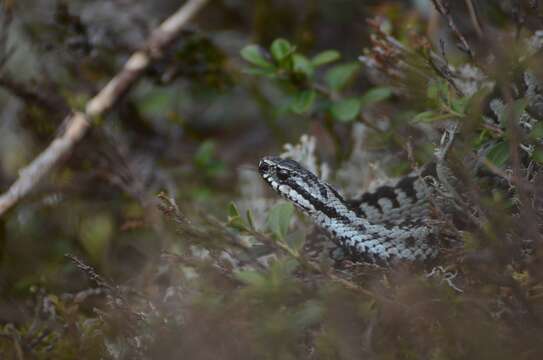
[{"left": 258, "top": 156, "right": 441, "bottom": 264}]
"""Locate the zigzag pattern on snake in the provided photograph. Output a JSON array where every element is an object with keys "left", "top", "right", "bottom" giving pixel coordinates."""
[{"left": 258, "top": 157, "right": 440, "bottom": 264}]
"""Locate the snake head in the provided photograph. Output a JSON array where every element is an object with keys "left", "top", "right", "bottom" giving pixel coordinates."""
[{"left": 258, "top": 156, "right": 333, "bottom": 213}]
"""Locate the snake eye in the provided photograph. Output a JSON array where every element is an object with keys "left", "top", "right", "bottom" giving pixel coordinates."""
[
  {"left": 277, "top": 168, "right": 289, "bottom": 181},
  {"left": 258, "top": 161, "right": 270, "bottom": 174}
]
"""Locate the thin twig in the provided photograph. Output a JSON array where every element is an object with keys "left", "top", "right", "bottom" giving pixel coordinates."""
[
  {"left": 0, "top": 76, "right": 68, "bottom": 114},
  {"left": 464, "top": 0, "right": 484, "bottom": 38},
  {"left": 480, "top": 158, "right": 535, "bottom": 192},
  {"left": 0, "top": 0, "right": 209, "bottom": 216},
  {"left": 65, "top": 254, "right": 114, "bottom": 290},
  {"left": 431, "top": 0, "right": 474, "bottom": 57},
  {"left": 246, "top": 228, "right": 399, "bottom": 305}
]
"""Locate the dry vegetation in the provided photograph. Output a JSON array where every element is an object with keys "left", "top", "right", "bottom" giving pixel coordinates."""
[{"left": 1, "top": 1, "right": 543, "bottom": 359}]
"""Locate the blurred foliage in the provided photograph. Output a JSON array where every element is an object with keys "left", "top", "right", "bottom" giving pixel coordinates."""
[{"left": 1, "top": 0, "right": 543, "bottom": 359}]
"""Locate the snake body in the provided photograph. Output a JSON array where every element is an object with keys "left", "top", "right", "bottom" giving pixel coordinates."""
[{"left": 258, "top": 157, "right": 439, "bottom": 264}]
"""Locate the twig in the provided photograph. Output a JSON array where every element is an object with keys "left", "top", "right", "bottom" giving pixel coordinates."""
[
  {"left": 246, "top": 228, "right": 398, "bottom": 305},
  {"left": 464, "top": 0, "right": 484, "bottom": 38},
  {"left": 157, "top": 193, "right": 268, "bottom": 271},
  {"left": 0, "top": 76, "right": 68, "bottom": 114},
  {"left": 0, "top": 0, "right": 209, "bottom": 216},
  {"left": 430, "top": 0, "right": 474, "bottom": 57},
  {"left": 480, "top": 158, "right": 535, "bottom": 192},
  {"left": 65, "top": 254, "right": 114, "bottom": 290}
]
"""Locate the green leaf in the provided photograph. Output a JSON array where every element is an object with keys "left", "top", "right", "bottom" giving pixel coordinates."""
[
  {"left": 451, "top": 96, "right": 469, "bottom": 115},
  {"left": 360, "top": 87, "right": 392, "bottom": 107},
  {"left": 311, "top": 50, "right": 340, "bottom": 67},
  {"left": 227, "top": 202, "right": 248, "bottom": 232},
  {"left": 271, "top": 258, "right": 299, "bottom": 277},
  {"left": 532, "top": 147, "right": 543, "bottom": 164},
  {"left": 243, "top": 66, "right": 277, "bottom": 77},
  {"left": 194, "top": 140, "right": 225, "bottom": 176},
  {"left": 324, "top": 62, "right": 360, "bottom": 92},
  {"left": 246, "top": 209, "right": 256, "bottom": 230},
  {"left": 292, "top": 54, "right": 314, "bottom": 77},
  {"left": 427, "top": 79, "right": 448, "bottom": 101},
  {"left": 227, "top": 202, "right": 241, "bottom": 219},
  {"left": 194, "top": 141, "right": 215, "bottom": 165},
  {"left": 286, "top": 228, "right": 306, "bottom": 252},
  {"left": 240, "top": 45, "right": 272, "bottom": 68},
  {"left": 266, "top": 202, "right": 294, "bottom": 240},
  {"left": 138, "top": 88, "right": 176, "bottom": 116},
  {"left": 290, "top": 90, "right": 316, "bottom": 114},
  {"left": 270, "top": 38, "right": 295, "bottom": 62},
  {"left": 330, "top": 98, "right": 361, "bottom": 122},
  {"left": 293, "top": 301, "right": 323, "bottom": 329},
  {"left": 498, "top": 98, "right": 528, "bottom": 126},
  {"left": 412, "top": 110, "right": 438, "bottom": 123},
  {"left": 486, "top": 141, "right": 510, "bottom": 167},
  {"left": 529, "top": 121, "right": 543, "bottom": 140},
  {"left": 235, "top": 270, "right": 265, "bottom": 286},
  {"left": 79, "top": 213, "right": 113, "bottom": 262}
]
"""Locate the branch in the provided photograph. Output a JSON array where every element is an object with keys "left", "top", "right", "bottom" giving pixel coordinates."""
[
  {"left": 0, "top": 0, "right": 209, "bottom": 216},
  {"left": 464, "top": 0, "right": 483, "bottom": 38},
  {"left": 245, "top": 228, "right": 399, "bottom": 306},
  {"left": 431, "top": 0, "right": 474, "bottom": 57}
]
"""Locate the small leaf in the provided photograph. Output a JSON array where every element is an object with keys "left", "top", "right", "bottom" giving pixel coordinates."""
[
  {"left": 240, "top": 45, "right": 273, "bottom": 68},
  {"left": 286, "top": 228, "right": 306, "bottom": 252},
  {"left": 529, "top": 122, "right": 543, "bottom": 140},
  {"left": 290, "top": 90, "right": 316, "bottom": 114},
  {"left": 266, "top": 202, "right": 294, "bottom": 240},
  {"left": 412, "top": 110, "right": 438, "bottom": 123},
  {"left": 330, "top": 98, "right": 361, "bottom": 122},
  {"left": 486, "top": 141, "right": 510, "bottom": 167},
  {"left": 272, "top": 258, "right": 299, "bottom": 277},
  {"left": 227, "top": 202, "right": 248, "bottom": 232},
  {"left": 311, "top": 50, "right": 340, "bottom": 67},
  {"left": 427, "top": 79, "right": 448, "bottom": 101},
  {"left": 194, "top": 141, "right": 215, "bottom": 166},
  {"left": 138, "top": 88, "right": 176, "bottom": 116},
  {"left": 532, "top": 147, "right": 543, "bottom": 164},
  {"left": 79, "top": 213, "right": 113, "bottom": 262},
  {"left": 235, "top": 270, "right": 265, "bottom": 286},
  {"left": 246, "top": 209, "right": 256, "bottom": 230},
  {"left": 451, "top": 96, "right": 469, "bottom": 115},
  {"left": 498, "top": 98, "right": 528, "bottom": 126},
  {"left": 292, "top": 54, "right": 314, "bottom": 77},
  {"left": 270, "top": 38, "right": 295, "bottom": 62},
  {"left": 324, "top": 62, "right": 360, "bottom": 92},
  {"left": 293, "top": 301, "right": 323, "bottom": 329},
  {"left": 227, "top": 202, "right": 241, "bottom": 219},
  {"left": 243, "top": 67, "right": 277, "bottom": 77},
  {"left": 360, "top": 87, "right": 392, "bottom": 107}
]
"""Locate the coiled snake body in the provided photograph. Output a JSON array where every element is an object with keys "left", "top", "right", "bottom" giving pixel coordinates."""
[{"left": 258, "top": 157, "right": 440, "bottom": 264}]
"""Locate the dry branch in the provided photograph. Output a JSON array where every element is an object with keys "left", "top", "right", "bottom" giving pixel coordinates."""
[
  {"left": 430, "top": 0, "right": 474, "bottom": 57},
  {"left": 0, "top": 0, "right": 209, "bottom": 216}
]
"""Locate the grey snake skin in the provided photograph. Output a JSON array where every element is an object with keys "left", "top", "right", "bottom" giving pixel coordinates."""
[{"left": 258, "top": 157, "right": 440, "bottom": 264}]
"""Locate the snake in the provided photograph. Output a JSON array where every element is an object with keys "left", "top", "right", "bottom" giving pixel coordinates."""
[{"left": 258, "top": 156, "right": 441, "bottom": 264}]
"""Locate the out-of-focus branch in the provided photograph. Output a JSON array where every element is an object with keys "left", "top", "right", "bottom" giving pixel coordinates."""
[
  {"left": 464, "top": 0, "right": 483, "bottom": 38},
  {"left": 0, "top": 0, "right": 209, "bottom": 216},
  {"left": 0, "top": 76, "right": 68, "bottom": 114},
  {"left": 430, "top": 0, "right": 474, "bottom": 57}
]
